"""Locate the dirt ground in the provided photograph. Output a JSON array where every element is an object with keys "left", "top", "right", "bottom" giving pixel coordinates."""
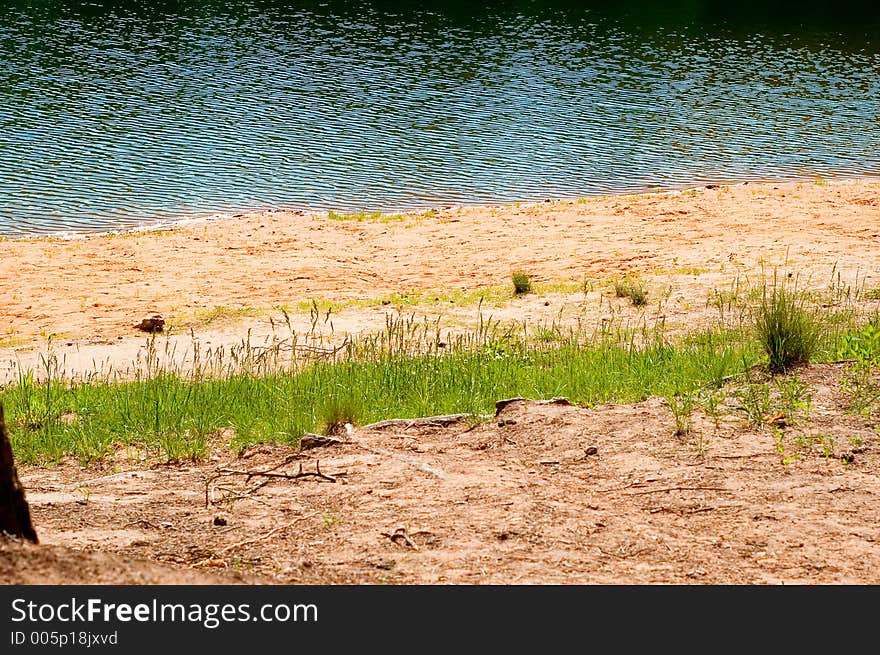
[
  {"left": 2, "top": 177, "right": 880, "bottom": 584},
  {"left": 3, "top": 361, "right": 878, "bottom": 585}
]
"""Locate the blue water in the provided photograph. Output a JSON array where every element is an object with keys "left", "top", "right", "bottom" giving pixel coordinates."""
[{"left": 1, "top": 1, "right": 879, "bottom": 235}]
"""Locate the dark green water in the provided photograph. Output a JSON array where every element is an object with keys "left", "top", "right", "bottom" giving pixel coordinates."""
[{"left": 1, "top": 0, "right": 879, "bottom": 235}]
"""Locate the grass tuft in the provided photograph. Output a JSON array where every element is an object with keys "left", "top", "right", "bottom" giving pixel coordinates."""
[
  {"left": 753, "top": 273, "right": 822, "bottom": 373},
  {"left": 613, "top": 276, "right": 648, "bottom": 306},
  {"left": 512, "top": 271, "right": 532, "bottom": 295}
]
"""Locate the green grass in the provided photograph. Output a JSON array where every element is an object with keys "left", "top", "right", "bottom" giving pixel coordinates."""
[
  {"left": 177, "top": 305, "right": 264, "bottom": 328},
  {"left": 0, "top": 335, "right": 29, "bottom": 349},
  {"left": 327, "top": 210, "right": 407, "bottom": 223},
  {"left": 613, "top": 276, "right": 649, "bottom": 306},
  {"left": 754, "top": 274, "right": 822, "bottom": 373},
  {"left": 3, "top": 274, "right": 875, "bottom": 467},
  {"left": 2, "top": 323, "right": 760, "bottom": 465},
  {"left": 292, "top": 280, "right": 586, "bottom": 314},
  {"left": 512, "top": 271, "right": 532, "bottom": 295}
]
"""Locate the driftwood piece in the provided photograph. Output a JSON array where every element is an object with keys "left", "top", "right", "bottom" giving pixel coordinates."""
[
  {"left": 0, "top": 404, "right": 38, "bottom": 543},
  {"left": 218, "top": 460, "right": 338, "bottom": 483},
  {"left": 299, "top": 433, "right": 344, "bottom": 451},
  {"left": 360, "top": 413, "right": 489, "bottom": 431},
  {"left": 495, "top": 396, "right": 571, "bottom": 415}
]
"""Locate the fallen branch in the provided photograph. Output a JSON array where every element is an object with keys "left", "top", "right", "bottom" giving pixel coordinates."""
[
  {"left": 219, "top": 512, "right": 319, "bottom": 555},
  {"left": 218, "top": 460, "right": 338, "bottom": 484},
  {"left": 628, "top": 486, "right": 729, "bottom": 496},
  {"left": 361, "top": 413, "right": 489, "bottom": 431}
]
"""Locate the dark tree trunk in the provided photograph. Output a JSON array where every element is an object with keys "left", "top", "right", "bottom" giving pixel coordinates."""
[{"left": 0, "top": 404, "right": 38, "bottom": 543}]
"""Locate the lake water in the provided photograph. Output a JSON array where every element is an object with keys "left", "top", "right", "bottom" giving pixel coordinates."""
[{"left": 1, "top": 0, "right": 879, "bottom": 236}]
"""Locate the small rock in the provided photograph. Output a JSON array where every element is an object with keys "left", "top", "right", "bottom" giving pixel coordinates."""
[
  {"left": 705, "top": 184, "right": 719, "bottom": 190},
  {"left": 585, "top": 446, "right": 599, "bottom": 456},
  {"left": 212, "top": 515, "right": 228, "bottom": 526},
  {"left": 135, "top": 314, "right": 165, "bottom": 332}
]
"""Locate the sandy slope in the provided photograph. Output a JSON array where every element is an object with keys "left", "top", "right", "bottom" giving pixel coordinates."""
[{"left": 7, "top": 364, "right": 880, "bottom": 585}]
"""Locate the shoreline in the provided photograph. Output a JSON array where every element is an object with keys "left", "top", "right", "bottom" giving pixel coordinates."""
[
  {"left": 2, "top": 176, "right": 880, "bottom": 380},
  {"left": 6, "top": 172, "right": 880, "bottom": 243}
]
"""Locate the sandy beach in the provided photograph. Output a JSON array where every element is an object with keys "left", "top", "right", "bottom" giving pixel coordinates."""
[
  {"left": 3, "top": 177, "right": 880, "bottom": 585},
  {"left": 1, "top": 177, "right": 879, "bottom": 379}
]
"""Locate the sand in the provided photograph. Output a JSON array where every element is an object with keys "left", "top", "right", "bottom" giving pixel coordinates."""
[
  {"left": 0, "top": 177, "right": 877, "bottom": 337},
  {"left": 7, "top": 363, "right": 880, "bottom": 585},
  {"left": 2, "top": 177, "right": 879, "bottom": 381},
  {"left": 3, "top": 177, "right": 880, "bottom": 585}
]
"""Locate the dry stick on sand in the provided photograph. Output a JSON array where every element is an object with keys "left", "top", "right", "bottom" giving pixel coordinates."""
[
  {"left": 219, "top": 511, "right": 319, "bottom": 555},
  {"left": 627, "top": 486, "right": 730, "bottom": 496},
  {"left": 218, "top": 460, "right": 339, "bottom": 483},
  {"left": 205, "top": 459, "right": 338, "bottom": 507},
  {"left": 361, "top": 413, "right": 490, "bottom": 431},
  {"left": 381, "top": 527, "right": 421, "bottom": 551}
]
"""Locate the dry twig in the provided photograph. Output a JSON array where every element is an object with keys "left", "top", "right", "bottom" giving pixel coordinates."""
[
  {"left": 218, "top": 460, "right": 338, "bottom": 483},
  {"left": 381, "top": 527, "right": 421, "bottom": 551}
]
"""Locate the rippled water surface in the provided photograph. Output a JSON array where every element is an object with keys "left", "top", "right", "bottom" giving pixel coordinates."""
[{"left": 1, "top": 0, "right": 879, "bottom": 235}]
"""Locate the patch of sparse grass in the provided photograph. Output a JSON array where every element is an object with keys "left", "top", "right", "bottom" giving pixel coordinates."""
[
  {"left": 665, "top": 391, "right": 695, "bottom": 437},
  {"left": 613, "top": 276, "right": 648, "bottom": 306},
  {"left": 512, "top": 271, "right": 532, "bottom": 295},
  {"left": 534, "top": 327, "right": 562, "bottom": 343},
  {"left": 291, "top": 280, "right": 587, "bottom": 315},
  {"left": 0, "top": 335, "right": 29, "bottom": 349},
  {"left": 698, "top": 387, "right": 726, "bottom": 431},
  {"left": 736, "top": 380, "right": 773, "bottom": 427},
  {"left": 2, "top": 317, "right": 761, "bottom": 465},
  {"left": 178, "top": 305, "right": 264, "bottom": 329},
  {"left": 776, "top": 375, "right": 813, "bottom": 421},
  {"left": 838, "top": 321, "right": 880, "bottom": 416},
  {"left": 327, "top": 210, "right": 406, "bottom": 223},
  {"left": 865, "top": 288, "right": 880, "bottom": 301},
  {"left": 668, "top": 266, "right": 706, "bottom": 276}
]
